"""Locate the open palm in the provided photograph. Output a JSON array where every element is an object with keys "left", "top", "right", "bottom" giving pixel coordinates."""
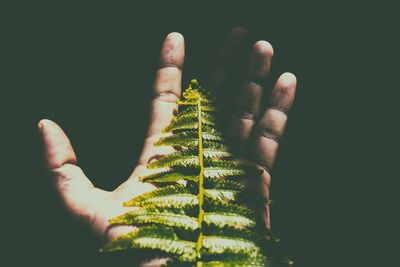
[{"left": 38, "top": 29, "right": 297, "bottom": 246}]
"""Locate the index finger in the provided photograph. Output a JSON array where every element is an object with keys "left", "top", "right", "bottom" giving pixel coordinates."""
[{"left": 147, "top": 32, "right": 185, "bottom": 138}]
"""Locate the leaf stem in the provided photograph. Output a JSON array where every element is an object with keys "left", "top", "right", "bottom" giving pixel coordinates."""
[{"left": 196, "top": 96, "right": 205, "bottom": 263}]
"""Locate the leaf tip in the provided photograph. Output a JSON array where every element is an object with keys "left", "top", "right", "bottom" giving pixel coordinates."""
[
  {"left": 123, "top": 201, "right": 134, "bottom": 207},
  {"left": 190, "top": 79, "right": 199, "bottom": 86},
  {"left": 285, "top": 258, "right": 295, "bottom": 265}
]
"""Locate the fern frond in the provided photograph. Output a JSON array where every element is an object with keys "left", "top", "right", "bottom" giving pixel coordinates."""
[
  {"left": 204, "top": 161, "right": 247, "bottom": 178},
  {"left": 203, "top": 148, "right": 231, "bottom": 158},
  {"left": 176, "top": 108, "right": 215, "bottom": 124},
  {"left": 132, "top": 194, "right": 197, "bottom": 208},
  {"left": 180, "top": 82, "right": 213, "bottom": 103},
  {"left": 204, "top": 189, "right": 238, "bottom": 202},
  {"left": 195, "top": 259, "right": 265, "bottom": 267},
  {"left": 110, "top": 208, "right": 198, "bottom": 230},
  {"left": 204, "top": 212, "right": 256, "bottom": 230},
  {"left": 100, "top": 225, "right": 176, "bottom": 252},
  {"left": 205, "top": 200, "right": 254, "bottom": 218},
  {"left": 204, "top": 159, "right": 242, "bottom": 168},
  {"left": 139, "top": 169, "right": 198, "bottom": 183},
  {"left": 163, "top": 118, "right": 198, "bottom": 133},
  {"left": 155, "top": 132, "right": 223, "bottom": 147},
  {"left": 202, "top": 236, "right": 260, "bottom": 257},
  {"left": 203, "top": 140, "right": 228, "bottom": 151},
  {"left": 199, "top": 252, "right": 268, "bottom": 267},
  {"left": 155, "top": 134, "right": 198, "bottom": 147},
  {"left": 102, "top": 79, "right": 288, "bottom": 266},
  {"left": 101, "top": 225, "right": 197, "bottom": 262},
  {"left": 163, "top": 116, "right": 216, "bottom": 133},
  {"left": 176, "top": 105, "right": 214, "bottom": 117},
  {"left": 124, "top": 185, "right": 197, "bottom": 208},
  {"left": 148, "top": 149, "right": 231, "bottom": 170},
  {"left": 124, "top": 184, "right": 190, "bottom": 207},
  {"left": 177, "top": 99, "right": 215, "bottom": 111},
  {"left": 147, "top": 151, "right": 199, "bottom": 169},
  {"left": 202, "top": 131, "right": 223, "bottom": 140},
  {"left": 204, "top": 177, "right": 244, "bottom": 191},
  {"left": 204, "top": 225, "right": 257, "bottom": 241},
  {"left": 124, "top": 184, "right": 189, "bottom": 206},
  {"left": 204, "top": 167, "right": 246, "bottom": 179}
]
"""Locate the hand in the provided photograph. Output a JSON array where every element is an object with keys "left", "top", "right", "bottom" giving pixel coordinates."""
[{"left": 38, "top": 29, "right": 297, "bottom": 244}]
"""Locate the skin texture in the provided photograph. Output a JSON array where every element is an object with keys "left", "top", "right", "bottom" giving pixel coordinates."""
[{"left": 38, "top": 29, "right": 297, "bottom": 253}]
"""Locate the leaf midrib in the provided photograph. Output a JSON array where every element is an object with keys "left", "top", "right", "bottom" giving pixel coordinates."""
[{"left": 196, "top": 95, "right": 205, "bottom": 261}]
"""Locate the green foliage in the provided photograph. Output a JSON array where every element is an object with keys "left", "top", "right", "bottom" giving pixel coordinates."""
[{"left": 101, "top": 80, "right": 291, "bottom": 266}]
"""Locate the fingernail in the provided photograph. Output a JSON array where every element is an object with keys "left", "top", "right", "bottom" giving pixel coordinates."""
[{"left": 38, "top": 119, "right": 46, "bottom": 132}]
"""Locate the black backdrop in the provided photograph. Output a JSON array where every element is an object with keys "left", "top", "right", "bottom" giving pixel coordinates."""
[{"left": 1, "top": 1, "right": 395, "bottom": 267}]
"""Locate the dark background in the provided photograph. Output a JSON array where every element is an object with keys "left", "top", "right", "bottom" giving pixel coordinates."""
[{"left": 1, "top": 1, "right": 396, "bottom": 266}]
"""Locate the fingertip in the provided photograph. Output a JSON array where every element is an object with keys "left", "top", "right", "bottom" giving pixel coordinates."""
[
  {"left": 38, "top": 120, "right": 44, "bottom": 131},
  {"left": 278, "top": 72, "right": 297, "bottom": 87},
  {"left": 38, "top": 118, "right": 47, "bottom": 129},
  {"left": 165, "top": 32, "right": 184, "bottom": 43},
  {"left": 39, "top": 119, "right": 77, "bottom": 169},
  {"left": 38, "top": 119, "right": 53, "bottom": 131},
  {"left": 281, "top": 72, "right": 297, "bottom": 80},
  {"left": 269, "top": 72, "right": 297, "bottom": 113},
  {"left": 160, "top": 32, "right": 185, "bottom": 68},
  {"left": 247, "top": 41, "right": 274, "bottom": 81},
  {"left": 254, "top": 40, "right": 274, "bottom": 58},
  {"left": 229, "top": 27, "right": 249, "bottom": 40},
  {"left": 38, "top": 119, "right": 63, "bottom": 136}
]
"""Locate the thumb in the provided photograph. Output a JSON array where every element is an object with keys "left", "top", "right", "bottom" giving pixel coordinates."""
[
  {"left": 38, "top": 119, "right": 97, "bottom": 218},
  {"left": 38, "top": 119, "right": 77, "bottom": 169}
]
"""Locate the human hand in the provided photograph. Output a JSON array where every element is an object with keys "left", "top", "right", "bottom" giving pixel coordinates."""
[{"left": 38, "top": 29, "right": 296, "bottom": 245}]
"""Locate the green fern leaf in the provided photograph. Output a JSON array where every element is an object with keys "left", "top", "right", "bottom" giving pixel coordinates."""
[
  {"left": 110, "top": 208, "right": 198, "bottom": 230},
  {"left": 155, "top": 132, "right": 223, "bottom": 147},
  {"left": 204, "top": 225, "right": 258, "bottom": 241},
  {"left": 176, "top": 108, "right": 216, "bottom": 123},
  {"left": 100, "top": 225, "right": 176, "bottom": 252},
  {"left": 203, "top": 167, "right": 246, "bottom": 179},
  {"left": 124, "top": 185, "right": 198, "bottom": 208},
  {"left": 133, "top": 193, "right": 198, "bottom": 208},
  {"left": 204, "top": 212, "right": 256, "bottom": 230},
  {"left": 204, "top": 177, "right": 244, "bottom": 191},
  {"left": 124, "top": 184, "right": 189, "bottom": 206},
  {"left": 155, "top": 134, "right": 199, "bottom": 147},
  {"left": 162, "top": 118, "right": 199, "bottom": 133},
  {"left": 195, "top": 259, "right": 264, "bottom": 267},
  {"left": 102, "top": 79, "right": 290, "bottom": 266},
  {"left": 177, "top": 100, "right": 215, "bottom": 111},
  {"left": 147, "top": 152, "right": 199, "bottom": 169},
  {"left": 203, "top": 148, "right": 231, "bottom": 158},
  {"left": 163, "top": 116, "right": 216, "bottom": 133},
  {"left": 204, "top": 159, "right": 242, "bottom": 168},
  {"left": 148, "top": 149, "right": 231, "bottom": 169},
  {"left": 176, "top": 105, "right": 215, "bottom": 117},
  {"left": 202, "top": 236, "right": 260, "bottom": 257},
  {"left": 139, "top": 169, "right": 198, "bottom": 183},
  {"left": 101, "top": 225, "right": 197, "bottom": 262},
  {"left": 204, "top": 189, "right": 238, "bottom": 202},
  {"left": 205, "top": 200, "right": 254, "bottom": 218}
]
